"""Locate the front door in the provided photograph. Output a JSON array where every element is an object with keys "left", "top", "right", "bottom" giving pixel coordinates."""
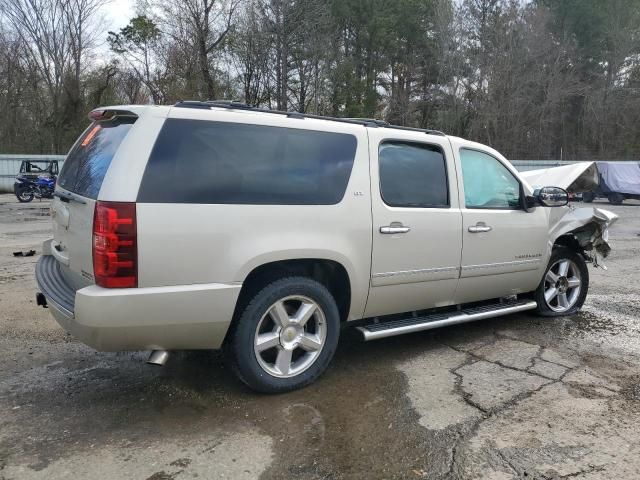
[
  {"left": 453, "top": 147, "right": 549, "bottom": 303},
  {"left": 364, "top": 132, "right": 463, "bottom": 318}
]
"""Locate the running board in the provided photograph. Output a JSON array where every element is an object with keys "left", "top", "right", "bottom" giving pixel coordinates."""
[{"left": 357, "top": 299, "right": 537, "bottom": 341}]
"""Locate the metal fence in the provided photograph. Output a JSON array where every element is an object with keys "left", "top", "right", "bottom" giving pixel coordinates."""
[
  {"left": 0, "top": 155, "right": 65, "bottom": 193},
  {"left": 509, "top": 160, "right": 585, "bottom": 172},
  {"left": 510, "top": 159, "right": 640, "bottom": 171}
]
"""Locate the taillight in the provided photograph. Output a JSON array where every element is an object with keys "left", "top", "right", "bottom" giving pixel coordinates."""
[{"left": 93, "top": 201, "right": 137, "bottom": 288}]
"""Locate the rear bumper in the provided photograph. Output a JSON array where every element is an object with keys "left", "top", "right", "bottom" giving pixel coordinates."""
[{"left": 35, "top": 255, "right": 241, "bottom": 351}]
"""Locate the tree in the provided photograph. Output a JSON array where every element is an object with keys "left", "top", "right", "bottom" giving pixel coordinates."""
[
  {"left": 3, "top": 0, "right": 640, "bottom": 160},
  {"left": 1, "top": 0, "right": 106, "bottom": 152},
  {"left": 108, "top": 15, "right": 165, "bottom": 103},
  {"left": 157, "top": 0, "right": 239, "bottom": 100}
]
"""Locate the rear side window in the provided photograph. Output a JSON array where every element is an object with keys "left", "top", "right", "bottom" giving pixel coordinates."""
[
  {"left": 58, "top": 118, "right": 135, "bottom": 199},
  {"left": 137, "top": 119, "right": 357, "bottom": 204},
  {"left": 379, "top": 141, "right": 449, "bottom": 208}
]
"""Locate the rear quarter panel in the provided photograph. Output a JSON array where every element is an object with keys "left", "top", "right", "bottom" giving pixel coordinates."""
[{"left": 135, "top": 109, "right": 373, "bottom": 320}]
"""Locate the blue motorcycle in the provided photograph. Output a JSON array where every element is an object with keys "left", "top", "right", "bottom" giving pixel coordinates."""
[{"left": 14, "top": 174, "right": 56, "bottom": 203}]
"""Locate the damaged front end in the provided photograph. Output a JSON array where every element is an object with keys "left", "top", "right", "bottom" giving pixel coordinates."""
[
  {"left": 520, "top": 161, "right": 618, "bottom": 268},
  {"left": 548, "top": 207, "right": 617, "bottom": 268}
]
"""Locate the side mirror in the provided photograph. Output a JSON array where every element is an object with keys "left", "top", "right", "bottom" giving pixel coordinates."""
[{"left": 534, "top": 187, "right": 569, "bottom": 207}]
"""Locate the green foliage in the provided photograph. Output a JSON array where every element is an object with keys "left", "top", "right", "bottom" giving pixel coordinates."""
[
  {"left": 2, "top": 0, "right": 640, "bottom": 159},
  {"left": 107, "top": 16, "right": 161, "bottom": 54},
  {"left": 540, "top": 0, "right": 640, "bottom": 74}
]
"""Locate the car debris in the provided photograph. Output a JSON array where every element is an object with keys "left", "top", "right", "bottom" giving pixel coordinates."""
[
  {"left": 13, "top": 250, "right": 36, "bottom": 257},
  {"left": 549, "top": 206, "right": 617, "bottom": 268}
]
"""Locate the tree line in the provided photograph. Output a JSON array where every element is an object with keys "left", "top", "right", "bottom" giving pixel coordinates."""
[{"left": 1, "top": 0, "right": 640, "bottom": 160}]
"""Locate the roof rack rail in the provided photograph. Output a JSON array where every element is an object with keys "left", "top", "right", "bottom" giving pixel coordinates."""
[
  {"left": 384, "top": 124, "right": 446, "bottom": 136},
  {"left": 173, "top": 100, "right": 446, "bottom": 136},
  {"left": 344, "top": 118, "right": 390, "bottom": 127}
]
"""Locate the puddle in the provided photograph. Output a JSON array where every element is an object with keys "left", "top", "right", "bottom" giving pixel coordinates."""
[{"left": 0, "top": 334, "right": 461, "bottom": 479}]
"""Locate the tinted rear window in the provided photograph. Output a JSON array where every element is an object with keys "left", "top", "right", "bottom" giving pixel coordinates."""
[
  {"left": 58, "top": 118, "right": 135, "bottom": 199},
  {"left": 137, "top": 119, "right": 357, "bottom": 204}
]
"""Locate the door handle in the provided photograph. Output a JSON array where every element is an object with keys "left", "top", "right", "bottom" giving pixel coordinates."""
[
  {"left": 468, "top": 222, "right": 492, "bottom": 233},
  {"left": 380, "top": 225, "right": 411, "bottom": 234}
]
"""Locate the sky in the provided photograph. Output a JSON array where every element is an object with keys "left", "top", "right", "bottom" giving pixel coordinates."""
[
  {"left": 93, "top": 0, "right": 135, "bottom": 57},
  {"left": 103, "top": 0, "right": 135, "bottom": 32}
]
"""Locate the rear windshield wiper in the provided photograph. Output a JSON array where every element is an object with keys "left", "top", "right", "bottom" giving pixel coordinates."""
[{"left": 54, "top": 191, "right": 87, "bottom": 205}]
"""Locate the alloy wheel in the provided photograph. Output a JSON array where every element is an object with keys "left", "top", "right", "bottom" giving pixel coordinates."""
[
  {"left": 253, "top": 295, "right": 327, "bottom": 378},
  {"left": 543, "top": 259, "right": 582, "bottom": 313}
]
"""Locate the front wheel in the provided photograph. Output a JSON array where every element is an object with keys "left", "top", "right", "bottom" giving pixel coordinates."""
[
  {"left": 582, "top": 191, "right": 595, "bottom": 203},
  {"left": 225, "top": 277, "right": 340, "bottom": 393},
  {"left": 534, "top": 247, "right": 589, "bottom": 317}
]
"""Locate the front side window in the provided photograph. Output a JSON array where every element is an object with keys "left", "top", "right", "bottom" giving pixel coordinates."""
[
  {"left": 378, "top": 141, "right": 449, "bottom": 208},
  {"left": 460, "top": 149, "right": 521, "bottom": 209},
  {"left": 137, "top": 119, "right": 357, "bottom": 205}
]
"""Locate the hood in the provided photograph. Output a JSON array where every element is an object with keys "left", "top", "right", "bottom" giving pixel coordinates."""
[{"left": 520, "top": 162, "right": 599, "bottom": 193}]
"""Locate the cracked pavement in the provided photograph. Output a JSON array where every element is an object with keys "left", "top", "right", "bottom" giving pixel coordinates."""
[{"left": 2, "top": 194, "right": 640, "bottom": 479}]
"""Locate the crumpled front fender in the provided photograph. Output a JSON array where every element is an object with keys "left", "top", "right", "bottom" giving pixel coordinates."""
[
  {"left": 548, "top": 206, "right": 618, "bottom": 266},
  {"left": 518, "top": 161, "right": 617, "bottom": 266}
]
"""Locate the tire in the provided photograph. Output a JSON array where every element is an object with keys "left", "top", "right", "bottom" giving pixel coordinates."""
[
  {"left": 534, "top": 247, "right": 589, "bottom": 317},
  {"left": 582, "top": 191, "right": 595, "bottom": 203},
  {"left": 225, "top": 276, "right": 340, "bottom": 393},
  {"left": 608, "top": 192, "right": 624, "bottom": 205},
  {"left": 15, "top": 187, "right": 34, "bottom": 203}
]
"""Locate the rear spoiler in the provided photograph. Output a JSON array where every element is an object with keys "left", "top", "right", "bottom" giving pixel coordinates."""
[{"left": 88, "top": 108, "right": 139, "bottom": 121}]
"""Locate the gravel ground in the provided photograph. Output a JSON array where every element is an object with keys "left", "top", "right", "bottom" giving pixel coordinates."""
[{"left": 1, "top": 193, "right": 640, "bottom": 479}]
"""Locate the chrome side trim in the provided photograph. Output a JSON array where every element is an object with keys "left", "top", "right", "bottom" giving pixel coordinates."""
[
  {"left": 461, "top": 259, "right": 541, "bottom": 272},
  {"left": 371, "top": 266, "right": 460, "bottom": 287},
  {"left": 372, "top": 266, "right": 459, "bottom": 279},
  {"left": 357, "top": 300, "right": 537, "bottom": 341},
  {"left": 460, "top": 258, "right": 542, "bottom": 278}
]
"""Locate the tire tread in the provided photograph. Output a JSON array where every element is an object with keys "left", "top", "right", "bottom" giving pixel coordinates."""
[
  {"left": 534, "top": 247, "right": 589, "bottom": 317},
  {"left": 225, "top": 276, "right": 340, "bottom": 393}
]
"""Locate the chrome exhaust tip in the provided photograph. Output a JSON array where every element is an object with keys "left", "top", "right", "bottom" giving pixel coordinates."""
[{"left": 147, "top": 350, "right": 169, "bottom": 366}]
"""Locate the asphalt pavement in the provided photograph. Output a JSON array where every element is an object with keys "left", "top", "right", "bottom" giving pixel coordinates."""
[{"left": 1, "top": 194, "right": 640, "bottom": 479}]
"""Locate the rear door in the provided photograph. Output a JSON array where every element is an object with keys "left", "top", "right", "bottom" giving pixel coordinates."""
[
  {"left": 52, "top": 116, "right": 137, "bottom": 289},
  {"left": 364, "top": 130, "right": 463, "bottom": 317}
]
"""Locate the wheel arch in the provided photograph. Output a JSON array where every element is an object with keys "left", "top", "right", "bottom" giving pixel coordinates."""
[
  {"left": 553, "top": 233, "right": 586, "bottom": 257},
  {"left": 231, "top": 257, "right": 354, "bottom": 330}
]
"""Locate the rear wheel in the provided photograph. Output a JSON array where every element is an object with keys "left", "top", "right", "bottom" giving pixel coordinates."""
[
  {"left": 534, "top": 247, "right": 588, "bottom": 317},
  {"left": 225, "top": 277, "right": 340, "bottom": 393},
  {"left": 608, "top": 192, "right": 624, "bottom": 205},
  {"left": 15, "top": 187, "right": 34, "bottom": 203}
]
